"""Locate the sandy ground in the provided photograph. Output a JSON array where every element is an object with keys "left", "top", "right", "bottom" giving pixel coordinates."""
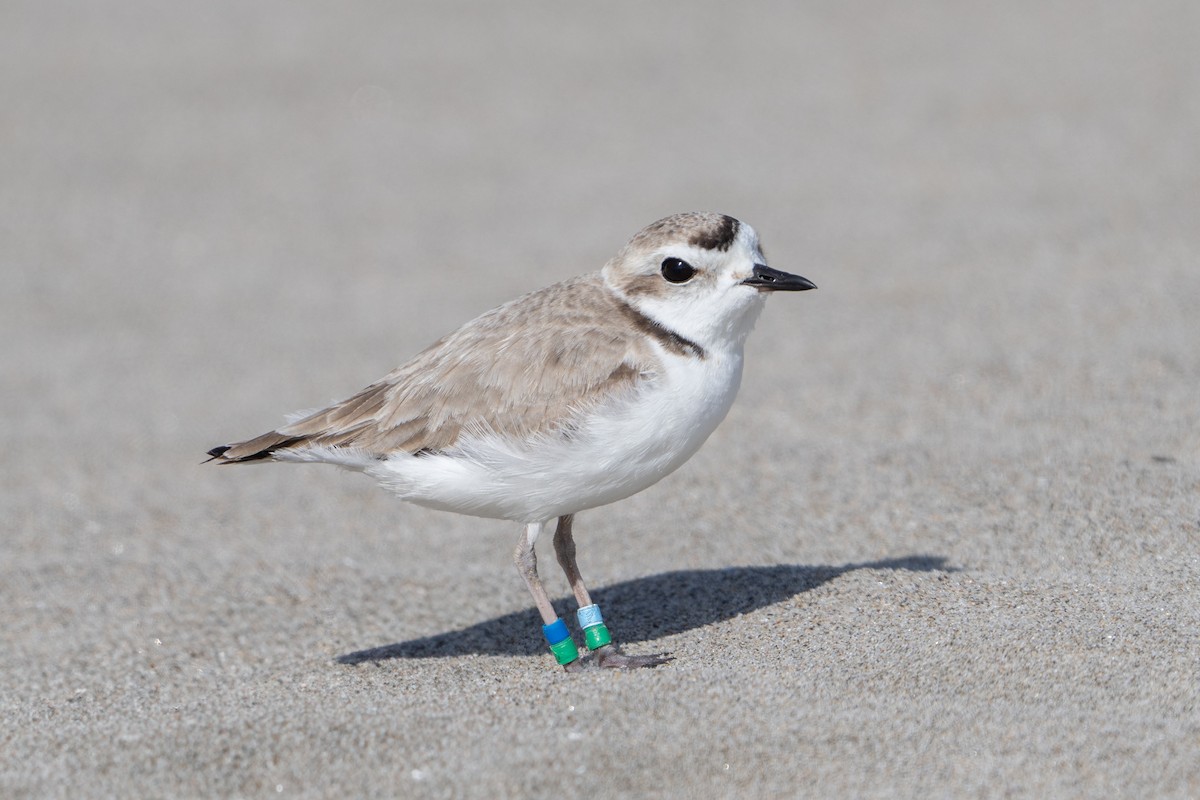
[{"left": 3, "top": 1, "right": 1198, "bottom": 797}]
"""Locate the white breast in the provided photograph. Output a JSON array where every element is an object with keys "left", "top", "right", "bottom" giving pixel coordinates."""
[{"left": 367, "top": 348, "right": 745, "bottom": 523}]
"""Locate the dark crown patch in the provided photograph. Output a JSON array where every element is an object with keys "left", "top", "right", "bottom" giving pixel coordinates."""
[{"left": 688, "top": 214, "right": 739, "bottom": 251}]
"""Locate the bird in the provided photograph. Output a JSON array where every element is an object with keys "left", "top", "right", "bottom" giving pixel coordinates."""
[{"left": 207, "top": 212, "right": 815, "bottom": 671}]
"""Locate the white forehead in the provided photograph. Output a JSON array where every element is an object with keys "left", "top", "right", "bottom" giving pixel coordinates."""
[
  {"left": 731, "top": 220, "right": 762, "bottom": 260},
  {"left": 626, "top": 213, "right": 762, "bottom": 260},
  {"left": 657, "top": 219, "right": 762, "bottom": 266}
]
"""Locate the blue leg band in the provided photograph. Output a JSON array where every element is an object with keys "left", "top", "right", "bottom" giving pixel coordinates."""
[
  {"left": 542, "top": 618, "right": 570, "bottom": 645},
  {"left": 577, "top": 604, "right": 613, "bottom": 650},
  {"left": 576, "top": 604, "right": 604, "bottom": 630}
]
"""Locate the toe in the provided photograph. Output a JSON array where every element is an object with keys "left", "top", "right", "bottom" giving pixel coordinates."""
[{"left": 594, "top": 644, "right": 673, "bottom": 669}]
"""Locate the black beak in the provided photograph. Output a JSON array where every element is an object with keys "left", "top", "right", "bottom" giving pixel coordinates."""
[{"left": 741, "top": 264, "right": 817, "bottom": 291}]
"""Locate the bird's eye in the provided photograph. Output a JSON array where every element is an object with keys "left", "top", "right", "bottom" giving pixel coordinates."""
[{"left": 660, "top": 257, "right": 696, "bottom": 284}]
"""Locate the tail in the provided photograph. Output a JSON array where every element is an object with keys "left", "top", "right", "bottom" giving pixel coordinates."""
[
  {"left": 204, "top": 431, "right": 305, "bottom": 464},
  {"left": 206, "top": 380, "right": 396, "bottom": 465}
]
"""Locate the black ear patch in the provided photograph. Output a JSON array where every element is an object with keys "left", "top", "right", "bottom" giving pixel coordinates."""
[{"left": 688, "top": 215, "right": 739, "bottom": 251}]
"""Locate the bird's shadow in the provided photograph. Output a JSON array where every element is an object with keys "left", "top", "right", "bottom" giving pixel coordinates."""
[{"left": 336, "top": 555, "right": 952, "bottom": 664}]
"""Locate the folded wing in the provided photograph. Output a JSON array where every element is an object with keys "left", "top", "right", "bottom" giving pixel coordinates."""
[{"left": 207, "top": 275, "right": 657, "bottom": 463}]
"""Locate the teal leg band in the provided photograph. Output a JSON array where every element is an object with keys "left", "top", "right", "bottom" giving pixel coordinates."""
[
  {"left": 584, "top": 623, "right": 612, "bottom": 650},
  {"left": 577, "top": 604, "right": 613, "bottom": 651},
  {"left": 542, "top": 618, "right": 579, "bottom": 665},
  {"left": 549, "top": 637, "right": 580, "bottom": 665}
]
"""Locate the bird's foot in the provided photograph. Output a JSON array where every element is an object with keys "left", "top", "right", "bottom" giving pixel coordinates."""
[
  {"left": 596, "top": 645, "right": 672, "bottom": 669},
  {"left": 563, "top": 643, "right": 672, "bottom": 671}
]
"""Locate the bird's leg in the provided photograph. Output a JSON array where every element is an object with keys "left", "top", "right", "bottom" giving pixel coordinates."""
[
  {"left": 552, "top": 514, "right": 592, "bottom": 608},
  {"left": 514, "top": 521, "right": 557, "bottom": 624},
  {"left": 552, "top": 514, "right": 671, "bottom": 669},
  {"left": 514, "top": 521, "right": 580, "bottom": 669}
]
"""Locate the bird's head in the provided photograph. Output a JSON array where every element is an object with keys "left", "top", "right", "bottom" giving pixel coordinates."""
[{"left": 602, "top": 212, "right": 815, "bottom": 352}]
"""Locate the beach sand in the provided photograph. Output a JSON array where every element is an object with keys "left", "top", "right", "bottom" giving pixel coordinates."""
[{"left": 3, "top": 2, "right": 1197, "bottom": 796}]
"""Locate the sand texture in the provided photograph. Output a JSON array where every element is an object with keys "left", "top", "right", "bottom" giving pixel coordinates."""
[{"left": 3, "top": 2, "right": 1198, "bottom": 797}]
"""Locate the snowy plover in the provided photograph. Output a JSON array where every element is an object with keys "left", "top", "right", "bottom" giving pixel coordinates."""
[{"left": 208, "top": 212, "right": 815, "bottom": 670}]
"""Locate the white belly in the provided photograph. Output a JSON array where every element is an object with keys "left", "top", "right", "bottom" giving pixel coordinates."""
[{"left": 366, "top": 349, "right": 745, "bottom": 522}]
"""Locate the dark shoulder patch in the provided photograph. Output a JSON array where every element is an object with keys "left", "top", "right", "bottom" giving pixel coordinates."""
[
  {"left": 613, "top": 298, "right": 706, "bottom": 360},
  {"left": 689, "top": 214, "right": 739, "bottom": 251}
]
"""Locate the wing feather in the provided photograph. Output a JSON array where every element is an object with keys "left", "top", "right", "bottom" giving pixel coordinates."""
[{"left": 210, "top": 274, "right": 659, "bottom": 463}]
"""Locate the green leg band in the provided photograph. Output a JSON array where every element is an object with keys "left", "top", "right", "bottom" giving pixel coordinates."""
[
  {"left": 549, "top": 637, "right": 580, "bottom": 665},
  {"left": 584, "top": 623, "right": 612, "bottom": 650}
]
